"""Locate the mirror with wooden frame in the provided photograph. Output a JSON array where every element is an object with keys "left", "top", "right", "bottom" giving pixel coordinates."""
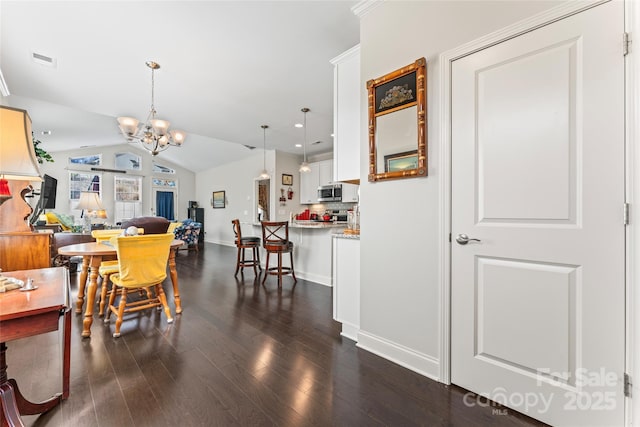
[{"left": 367, "top": 57, "right": 427, "bottom": 182}]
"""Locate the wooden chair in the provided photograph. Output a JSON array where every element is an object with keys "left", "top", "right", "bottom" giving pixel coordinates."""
[
  {"left": 104, "top": 233, "right": 174, "bottom": 337},
  {"left": 261, "top": 221, "right": 296, "bottom": 288},
  {"left": 92, "top": 228, "right": 145, "bottom": 317},
  {"left": 232, "top": 219, "right": 261, "bottom": 276}
]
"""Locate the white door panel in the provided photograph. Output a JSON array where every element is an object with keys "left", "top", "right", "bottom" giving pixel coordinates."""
[{"left": 451, "top": 2, "right": 624, "bottom": 425}]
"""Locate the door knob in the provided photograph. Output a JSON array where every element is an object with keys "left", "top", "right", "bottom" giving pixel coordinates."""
[{"left": 456, "top": 234, "right": 481, "bottom": 245}]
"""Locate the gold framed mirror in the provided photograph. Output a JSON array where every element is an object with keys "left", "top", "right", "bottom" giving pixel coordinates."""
[{"left": 367, "top": 57, "right": 427, "bottom": 182}]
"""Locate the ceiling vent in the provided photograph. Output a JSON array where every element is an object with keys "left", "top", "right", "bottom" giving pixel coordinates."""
[
  {"left": 31, "top": 52, "right": 57, "bottom": 67},
  {"left": 243, "top": 145, "right": 256, "bottom": 150},
  {"left": 311, "top": 140, "right": 323, "bottom": 145}
]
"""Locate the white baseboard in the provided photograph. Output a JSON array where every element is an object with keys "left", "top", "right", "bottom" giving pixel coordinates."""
[
  {"left": 341, "top": 322, "right": 359, "bottom": 341},
  {"left": 356, "top": 330, "right": 441, "bottom": 382},
  {"left": 202, "top": 239, "right": 332, "bottom": 286}
]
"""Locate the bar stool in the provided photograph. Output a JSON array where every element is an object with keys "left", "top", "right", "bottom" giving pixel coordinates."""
[
  {"left": 261, "top": 221, "right": 296, "bottom": 288},
  {"left": 232, "top": 219, "right": 261, "bottom": 276}
]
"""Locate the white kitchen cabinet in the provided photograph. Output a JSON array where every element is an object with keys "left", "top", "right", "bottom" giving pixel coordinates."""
[
  {"left": 331, "top": 45, "right": 360, "bottom": 183},
  {"left": 299, "top": 160, "right": 333, "bottom": 204},
  {"left": 341, "top": 183, "right": 359, "bottom": 203},
  {"left": 318, "top": 159, "right": 333, "bottom": 186},
  {"left": 332, "top": 236, "right": 360, "bottom": 341},
  {"left": 299, "top": 163, "right": 320, "bottom": 204}
]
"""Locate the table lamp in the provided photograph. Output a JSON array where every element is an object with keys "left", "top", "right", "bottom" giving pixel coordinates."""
[
  {"left": 0, "top": 106, "right": 42, "bottom": 232},
  {"left": 75, "top": 191, "right": 104, "bottom": 233}
]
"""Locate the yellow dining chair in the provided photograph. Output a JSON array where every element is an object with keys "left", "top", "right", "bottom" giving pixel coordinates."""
[
  {"left": 168, "top": 222, "right": 182, "bottom": 233},
  {"left": 92, "top": 228, "right": 145, "bottom": 316},
  {"left": 105, "top": 233, "right": 174, "bottom": 337}
]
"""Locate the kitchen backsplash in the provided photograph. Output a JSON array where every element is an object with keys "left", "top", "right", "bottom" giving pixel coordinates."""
[{"left": 304, "top": 201, "right": 357, "bottom": 213}]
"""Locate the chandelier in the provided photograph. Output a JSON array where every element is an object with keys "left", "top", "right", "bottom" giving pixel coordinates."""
[{"left": 117, "top": 61, "right": 186, "bottom": 156}]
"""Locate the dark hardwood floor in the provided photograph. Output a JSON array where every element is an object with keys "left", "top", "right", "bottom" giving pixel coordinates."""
[{"left": 9, "top": 243, "right": 547, "bottom": 426}]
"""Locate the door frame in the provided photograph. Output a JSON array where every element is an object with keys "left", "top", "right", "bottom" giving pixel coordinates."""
[{"left": 438, "top": 0, "right": 635, "bottom": 420}]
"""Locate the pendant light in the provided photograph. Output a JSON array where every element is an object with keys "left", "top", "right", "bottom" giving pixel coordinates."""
[
  {"left": 299, "top": 107, "right": 311, "bottom": 173},
  {"left": 258, "top": 125, "right": 270, "bottom": 179}
]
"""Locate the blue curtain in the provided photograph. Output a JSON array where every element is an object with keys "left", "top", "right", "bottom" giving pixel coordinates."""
[{"left": 156, "top": 191, "right": 174, "bottom": 220}]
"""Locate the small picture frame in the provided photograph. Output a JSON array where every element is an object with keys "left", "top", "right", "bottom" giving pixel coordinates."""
[
  {"left": 282, "top": 174, "right": 293, "bottom": 186},
  {"left": 212, "top": 191, "right": 225, "bottom": 209},
  {"left": 385, "top": 150, "right": 419, "bottom": 173}
]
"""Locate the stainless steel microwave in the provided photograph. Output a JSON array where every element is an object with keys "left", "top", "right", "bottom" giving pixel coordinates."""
[{"left": 318, "top": 184, "right": 342, "bottom": 202}]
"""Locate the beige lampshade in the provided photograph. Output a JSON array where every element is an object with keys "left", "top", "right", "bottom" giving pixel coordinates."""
[
  {"left": 75, "top": 191, "right": 104, "bottom": 211},
  {"left": 0, "top": 106, "right": 42, "bottom": 181}
]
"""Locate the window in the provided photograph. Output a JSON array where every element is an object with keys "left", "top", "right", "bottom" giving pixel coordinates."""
[
  {"left": 69, "top": 171, "right": 101, "bottom": 200},
  {"left": 114, "top": 176, "right": 142, "bottom": 223},
  {"left": 69, "top": 171, "right": 102, "bottom": 219}
]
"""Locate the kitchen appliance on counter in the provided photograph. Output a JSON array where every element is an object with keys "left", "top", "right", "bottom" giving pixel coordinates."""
[{"left": 318, "top": 184, "right": 342, "bottom": 202}]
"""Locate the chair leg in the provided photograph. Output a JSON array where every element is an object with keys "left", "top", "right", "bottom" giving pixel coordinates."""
[
  {"left": 105, "top": 282, "right": 119, "bottom": 322},
  {"left": 277, "top": 252, "right": 283, "bottom": 289},
  {"left": 235, "top": 247, "right": 241, "bottom": 276},
  {"left": 256, "top": 247, "right": 262, "bottom": 271},
  {"left": 114, "top": 288, "right": 128, "bottom": 338},
  {"left": 156, "top": 284, "right": 173, "bottom": 324},
  {"left": 262, "top": 252, "right": 270, "bottom": 284},
  {"left": 252, "top": 246, "right": 258, "bottom": 276},
  {"left": 290, "top": 251, "right": 297, "bottom": 283},
  {"left": 98, "top": 273, "right": 111, "bottom": 317}
]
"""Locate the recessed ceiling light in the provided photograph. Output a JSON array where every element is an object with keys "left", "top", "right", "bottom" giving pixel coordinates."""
[
  {"left": 41, "top": 130, "right": 52, "bottom": 135},
  {"left": 294, "top": 123, "right": 303, "bottom": 128},
  {"left": 330, "top": 133, "right": 334, "bottom": 137},
  {"left": 295, "top": 144, "right": 302, "bottom": 148}
]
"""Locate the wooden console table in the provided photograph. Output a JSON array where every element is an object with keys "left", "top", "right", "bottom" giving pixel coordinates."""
[{"left": 0, "top": 267, "right": 71, "bottom": 426}]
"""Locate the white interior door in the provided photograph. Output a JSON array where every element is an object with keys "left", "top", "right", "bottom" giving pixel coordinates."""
[{"left": 450, "top": 2, "right": 625, "bottom": 425}]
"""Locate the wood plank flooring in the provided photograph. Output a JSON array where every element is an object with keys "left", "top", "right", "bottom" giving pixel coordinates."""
[{"left": 9, "top": 243, "right": 547, "bottom": 426}]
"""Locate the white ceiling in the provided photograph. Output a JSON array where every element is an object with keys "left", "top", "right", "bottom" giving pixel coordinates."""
[{"left": 0, "top": 1, "right": 360, "bottom": 172}]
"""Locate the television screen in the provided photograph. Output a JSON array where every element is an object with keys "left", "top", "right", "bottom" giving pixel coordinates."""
[{"left": 41, "top": 174, "right": 57, "bottom": 209}]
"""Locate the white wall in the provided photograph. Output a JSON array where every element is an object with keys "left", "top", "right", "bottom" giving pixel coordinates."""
[
  {"left": 34, "top": 143, "right": 196, "bottom": 224},
  {"left": 194, "top": 149, "right": 306, "bottom": 246},
  {"left": 357, "top": 0, "right": 565, "bottom": 379}
]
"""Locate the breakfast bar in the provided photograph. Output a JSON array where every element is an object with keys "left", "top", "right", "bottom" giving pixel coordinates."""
[{"left": 250, "top": 221, "right": 346, "bottom": 286}]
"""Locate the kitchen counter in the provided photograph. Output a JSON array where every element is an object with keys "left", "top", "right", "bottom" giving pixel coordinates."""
[
  {"left": 291, "top": 220, "right": 348, "bottom": 228},
  {"left": 250, "top": 221, "right": 347, "bottom": 286},
  {"left": 333, "top": 232, "right": 360, "bottom": 240}
]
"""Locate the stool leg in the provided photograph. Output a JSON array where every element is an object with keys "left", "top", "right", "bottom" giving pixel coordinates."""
[
  {"left": 262, "top": 251, "right": 270, "bottom": 285},
  {"left": 277, "top": 252, "right": 283, "bottom": 289},
  {"left": 256, "top": 247, "right": 262, "bottom": 271},
  {"left": 252, "top": 246, "right": 258, "bottom": 276},
  {"left": 290, "top": 251, "right": 297, "bottom": 283},
  {"left": 235, "top": 246, "right": 241, "bottom": 277}
]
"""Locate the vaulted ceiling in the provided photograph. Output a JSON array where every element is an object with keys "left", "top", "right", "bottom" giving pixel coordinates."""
[{"left": 0, "top": 1, "right": 360, "bottom": 172}]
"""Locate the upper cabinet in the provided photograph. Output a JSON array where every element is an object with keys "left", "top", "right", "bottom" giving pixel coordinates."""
[
  {"left": 299, "top": 160, "right": 333, "bottom": 204},
  {"left": 331, "top": 45, "right": 361, "bottom": 184}
]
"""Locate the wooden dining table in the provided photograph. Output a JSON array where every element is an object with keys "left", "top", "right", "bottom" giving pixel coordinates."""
[{"left": 57, "top": 239, "right": 184, "bottom": 338}]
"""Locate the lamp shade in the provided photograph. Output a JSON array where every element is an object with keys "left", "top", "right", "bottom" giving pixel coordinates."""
[
  {"left": 0, "top": 106, "right": 42, "bottom": 181},
  {"left": 75, "top": 191, "right": 104, "bottom": 211}
]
